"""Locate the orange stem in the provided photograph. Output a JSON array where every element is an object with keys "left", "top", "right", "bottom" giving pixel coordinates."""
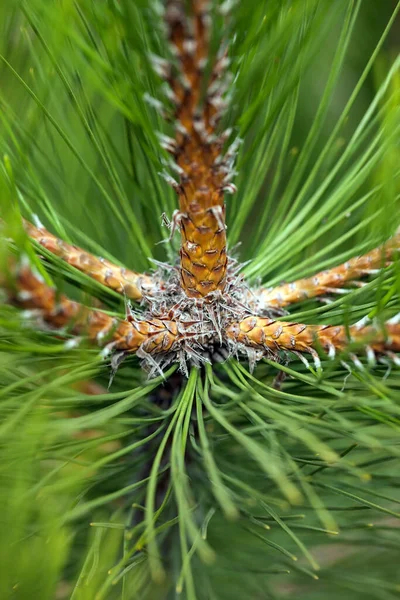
[
  {"left": 166, "top": 0, "right": 233, "bottom": 298},
  {"left": 6, "top": 263, "right": 177, "bottom": 355},
  {"left": 257, "top": 231, "right": 400, "bottom": 309},
  {"left": 24, "top": 220, "right": 155, "bottom": 301},
  {"left": 226, "top": 316, "right": 400, "bottom": 359}
]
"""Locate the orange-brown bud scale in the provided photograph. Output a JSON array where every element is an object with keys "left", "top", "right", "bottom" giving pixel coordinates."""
[
  {"left": 259, "top": 231, "right": 400, "bottom": 308},
  {"left": 24, "top": 220, "right": 154, "bottom": 301},
  {"left": 179, "top": 206, "right": 227, "bottom": 297}
]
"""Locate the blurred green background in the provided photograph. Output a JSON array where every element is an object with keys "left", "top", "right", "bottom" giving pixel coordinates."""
[{"left": 0, "top": 2, "right": 400, "bottom": 599}]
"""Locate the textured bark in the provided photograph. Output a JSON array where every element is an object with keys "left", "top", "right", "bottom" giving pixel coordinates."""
[
  {"left": 226, "top": 316, "right": 400, "bottom": 357},
  {"left": 166, "top": 0, "right": 231, "bottom": 298},
  {"left": 257, "top": 231, "right": 400, "bottom": 309},
  {"left": 24, "top": 220, "right": 155, "bottom": 301},
  {"left": 5, "top": 264, "right": 177, "bottom": 355}
]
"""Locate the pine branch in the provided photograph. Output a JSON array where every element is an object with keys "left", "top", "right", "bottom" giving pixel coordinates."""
[
  {"left": 23, "top": 218, "right": 156, "bottom": 301},
  {"left": 1, "top": 1, "right": 400, "bottom": 599},
  {"left": 255, "top": 228, "right": 400, "bottom": 309}
]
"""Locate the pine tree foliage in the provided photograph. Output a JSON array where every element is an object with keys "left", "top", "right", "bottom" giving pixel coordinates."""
[{"left": 1, "top": 1, "right": 400, "bottom": 599}]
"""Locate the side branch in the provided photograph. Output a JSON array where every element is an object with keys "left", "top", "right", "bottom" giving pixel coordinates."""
[
  {"left": 256, "top": 231, "right": 400, "bottom": 310},
  {"left": 24, "top": 220, "right": 156, "bottom": 301},
  {"left": 226, "top": 316, "right": 400, "bottom": 364},
  {"left": 3, "top": 262, "right": 177, "bottom": 356}
]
